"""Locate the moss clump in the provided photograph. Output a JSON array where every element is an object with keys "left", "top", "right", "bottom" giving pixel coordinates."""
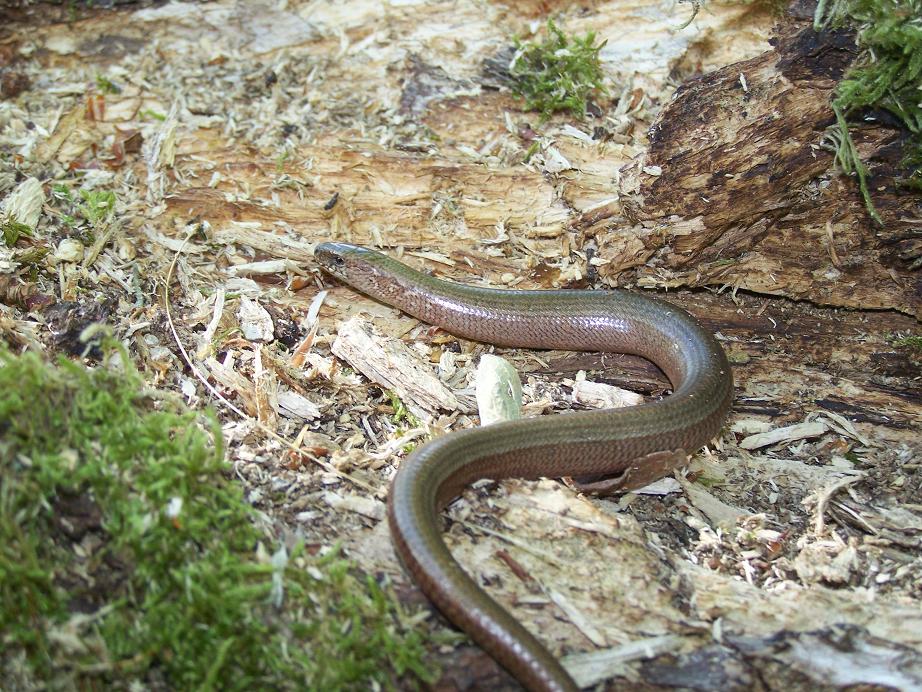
[
  {"left": 1, "top": 216, "right": 32, "bottom": 246},
  {"left": 891, "top": 333, "right": 922, "bottom": 351},
  {"left": 815, "top": 0, "right": 922, "bottom": 222},
  {"left": 510, "top": 19, "right": 608, "bottom": 119},
  {"left": 0, "top": 343, "right": 434, "bottom": 689}
]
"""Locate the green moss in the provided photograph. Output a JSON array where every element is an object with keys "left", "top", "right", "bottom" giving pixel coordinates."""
[
  {"left": 388, "top": 390, "right": 420, "bottom": 427},
  {"left": 0, "top": 342, "right": 435, "bottom": 689},
  {"left": 815, "top": 0, "right": 922, "bottom": 221},
  {"left": 387, "top": 391, "right": 422, "bottom": 452},
  {"left": 510, "top": 19, "right": 608, "bottom": 120},
  {"left": 694, "top": 475, "right": 723, "bottom": 488},
  {"left": 77, "top": 188, "right": 117, "bottom": 226},
  {"left": 897, "top": 146, "right": 922, "bottom": 191},
  {"left": 1, "top": 216, "right": 32, "bottom": 246},
  {"left": 95, "top": 74, "right": 122, "bottom": 95},
  {"left": 140, "top": 108, "right": 168, "bottom": 122},
  {"left": 891, "top": 333, "right": 922, "bottom": 351}
]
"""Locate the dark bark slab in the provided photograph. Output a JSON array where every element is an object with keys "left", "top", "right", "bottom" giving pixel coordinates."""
[{"left": 595, "top": 24, "right": 921, "bottom": 318}]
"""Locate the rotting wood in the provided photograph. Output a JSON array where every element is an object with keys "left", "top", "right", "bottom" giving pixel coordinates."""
[{"left": 599, "top": 24, "right": 921, "bottom": 318}]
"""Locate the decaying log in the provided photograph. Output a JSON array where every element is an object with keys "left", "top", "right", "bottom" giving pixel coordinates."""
[{"left": 604, "top": 25, "right": 921, "bottom": 318}]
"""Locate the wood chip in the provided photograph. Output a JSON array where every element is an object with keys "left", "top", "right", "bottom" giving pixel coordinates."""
[
  {"left": 568, "top": 370, "right": 643, "bottom": 409},
  {"left": 547, "top": 589, "right": 607, "bottom": 647},
  {"left": 226, "top": 259, "right": 306, "bottom": 276},
  {"left": 563, "top": 635, "right": 684, "bottom": 688},
  {"left": 322, "top": 490, "right": 386, "bottom": 521},
  {"left": 277, "top": 389, "right": 321, "bottom": 420},
  {"left": 680, "top": 478, "right": 749, "bottom": 529},
  {"left": 237, "top": 297, "right": 274, "bottom": 343},
  {"left": 331, "top": 316, "right": 465, "bottom": 416},
  {"left": 204, "top": 356, "right": 257, "bottom": 416},
  {"left": 475, "top": 353, "right": 522, "bottom": 425},
  {"left": 195, "top": 289, "right": 225, "bottom": 360},
  {"left": 540, "top": 145, "right": 572, "bottom": 173},
  {"left": 739, "top": 420, "right": 828, "bottom": 450},
  {"left": 0, "top": 176, "right": 44, "bottom": 228},
  {"left": 213, "top": 223, "right": 315, "bottom": 262}
]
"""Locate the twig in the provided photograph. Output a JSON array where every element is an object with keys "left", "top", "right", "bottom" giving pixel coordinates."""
[
  {"left": 813, "top": 474, "right": 865, "bottom": 536},
  {"left": 455, "top": 517, "right": 564, "bottom": 566}
]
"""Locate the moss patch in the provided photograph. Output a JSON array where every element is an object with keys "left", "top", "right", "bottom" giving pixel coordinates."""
[
  {"left": 0, "top": 344, "right": 434, "bottom": 689},
  {"left": 891, "top": 333, "right": 922, "bottom": 352},
  {"left": 815, "top": 0, "right": 922, "bottom": 220},
  {"left": 510, "top": 19, "right": 608, "bottom": 120}
]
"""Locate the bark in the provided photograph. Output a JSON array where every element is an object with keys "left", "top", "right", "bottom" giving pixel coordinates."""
[{"left": 597, "top": 25, "right": 921, "bottom": 318}]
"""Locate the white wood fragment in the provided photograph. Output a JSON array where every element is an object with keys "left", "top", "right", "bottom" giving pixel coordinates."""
[
  {"left": 252, "top": 348, "right": 278, "bottom": 428},
  {"left": 179, "top": 377, "right": 197, "bottom": 402},
  {"left": 632, "top": 477, "right": 682, "bottom": 495},
  {"left": 196, "top": 289, "right": 225, "bottom": 360},
  {"left": 476, "top": 354, "right": 522, "bottom": 426},
  {"left": 277, "top": 389, "right": 321, "bottom": 420},
  {"left": 562, "top": 635, "right": 683, "bottom": 688},
  {"left": 828, "top": 455, "right": 856, "bottom": 471},
  {"left": 558, "top": 124, "right": 594, "bottom": 143},
  {"left": 780, "top": 628, "right": 922, "bottom": 688},
  {"left": 142, "top": 224, "right": 204, "bottom": 253},
  {"left": 731, "top": 418, "right": 773, "bottom": 435},
  {"left": 818, "top": 411, "right": 870, "bottom": 446},
  {"left": 237, "top": 296, "right": 274, "bottom": 342},
  {"left": 322, "top": 491, "right": 386, "bottom": 521},
  {"left": 437, "top": 349, "right": 457, "bottom": 379},
  {"left": 221, "top": 277, "right": 263, "bottom": 297},
  {"left": 143, "top": 101, "right": 179, "bottom": 203},
  {"left": 541, "top": 145, "right": 572, "bottom": 173},
  {"left": 53, "top": 239, "right": 84, "bottom": 264},
  {"left": 455, "top": 143, "right": 483, "bottom": 159},
  {"left": 0, "top": 245, "right": 13, "bottom": 273},
  {"left": 294, "top": 431, "right": 339, "bottom": 456},
  {"left": 204, "top": 356, "right": 257, "bottom": 416},
  {"left": 226, "top": 259, "right": 306, "bottom": 276},
  {"left": 367, "top": 427, "right": 430, "bottom": 460},
  {"left": 739, "top": 455, "right": 864, "bottom": 487},
  {"left": 680, "top": 478, "right": 749, "bottom": 528},
  {"left": 548, "top": 589, "right": 607, "bottom": 647},
  {"left": 1, "top": 177, "right": 44, "bottom": 229},
  {"left": 304, "top": 290, "right": 327, "bottom": 327},
  {"left": 331, "top": 316, "right": 465, "bottom": 416},
  {"left": 740, "top": 420, "right": 828, "bottom": 450},
  {"left": 406, "top": 250, "right": 455, "bottom": 266},
  {"left": 302, "top": 352, "right": 338, "bottom": 380},
  {"left": 213, "top": 223, "right": 315, "bottom": 262},
  {"left": 568, "top": 370, "right": 642, "bottom": 409},
  {"left": 793, "top": 541, "right": 858, "bottom": 585}
]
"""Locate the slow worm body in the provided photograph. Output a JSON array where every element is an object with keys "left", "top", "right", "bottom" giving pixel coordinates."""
[{"left": 315, "top": 243, "right": 733, "bottom": 692}]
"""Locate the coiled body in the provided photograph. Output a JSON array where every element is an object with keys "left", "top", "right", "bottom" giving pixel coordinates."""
[{"left": 315, "top": 243, "right": 733, "bottom": 692}]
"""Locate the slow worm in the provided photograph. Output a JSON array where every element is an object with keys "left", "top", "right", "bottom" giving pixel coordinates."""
[{"left": 315, "top": 242, "right": 733, "bottom": 692}]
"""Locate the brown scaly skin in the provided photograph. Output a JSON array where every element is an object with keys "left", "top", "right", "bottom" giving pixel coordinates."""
[{"left": 316, "top": 242, "right": 733, "bottom": 692}]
